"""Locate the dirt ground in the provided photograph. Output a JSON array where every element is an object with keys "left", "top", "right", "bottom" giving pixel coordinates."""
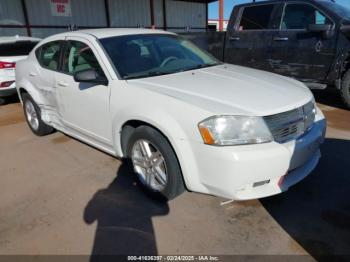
[{"left": 0, "top": 90, "right": 349, "bottom": 259}]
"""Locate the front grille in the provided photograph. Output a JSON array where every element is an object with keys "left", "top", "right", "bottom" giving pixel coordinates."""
[{"left": 264, "top": 101, "right": 316, "bottom": 143}]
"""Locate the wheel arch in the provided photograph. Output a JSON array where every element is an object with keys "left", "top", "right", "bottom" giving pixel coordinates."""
[
  {"left": 113, "top": 111, "right": 200, "bottom": 191},
  {"left": 114, "top": 112, "right": 192, "bottom": 157},
  {"left": 344, "top": 54, "right": 350, "bottom": 75},
  {"left": 120, "top": 119, "right": 190, "bottom": 189},
  {"left": 17, "top": 87, "right": 28, "bottom": 103}
]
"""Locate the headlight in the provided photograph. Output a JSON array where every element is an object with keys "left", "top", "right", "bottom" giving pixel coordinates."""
[{"left": 198, "top": 115, "right": 273, "bottom": 146}]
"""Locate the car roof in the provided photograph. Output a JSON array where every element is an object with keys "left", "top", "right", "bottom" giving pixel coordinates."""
[
  {"left": 0, "top": 36, "right": 41, "bottom": 44},
  {"left": 235, "top": 0, "right": 330, "bottom": 8},
  {"left": 53, "top": 28, "right": 175, "bottom": 40}
]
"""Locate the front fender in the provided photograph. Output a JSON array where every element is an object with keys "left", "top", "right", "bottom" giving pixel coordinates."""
[
  {"left": 111, "top": 105, "right": 208, "bottom": 193},
  {"left": 112, "top": 105, "right": 194, "bottom": 157}
]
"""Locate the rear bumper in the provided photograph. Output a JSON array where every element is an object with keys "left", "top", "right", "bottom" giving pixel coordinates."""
[
  {"left": 0, "top": 74, "right": 16, "bottom": 97},
  {"left": 0, "top": 85, "right": 16, "bottom": 97},
  {"left": 178, "top": 117, "right": 326, "bottom": 200}
]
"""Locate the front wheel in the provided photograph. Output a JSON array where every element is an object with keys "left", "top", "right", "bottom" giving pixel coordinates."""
[
  {"left": 22, "top": 93, "right": 55, "bottom": 136},
  {"left": 341, "top": 70, "right": 350, "bottom": 109},
  {"left": 126, "top": 126, "right": 185, "bottom": 200}
]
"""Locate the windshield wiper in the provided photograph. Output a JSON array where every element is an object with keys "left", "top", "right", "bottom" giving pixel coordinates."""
[
  {"left": 124, "top": 70, "right": 173, "bottom": 80},
  {"left": 185, "top": 63, "right": 222, "bottom": 72},
  {"left": 124, "top": 63, "right": 222, "bottom": 80}
]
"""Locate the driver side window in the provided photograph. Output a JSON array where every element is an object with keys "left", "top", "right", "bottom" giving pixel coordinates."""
[
  {"left": 282, "top": 4, "right": 332, "bottom": 30},
  {"left": 61, "top": 41, "right": 104, "bottom": 76}
]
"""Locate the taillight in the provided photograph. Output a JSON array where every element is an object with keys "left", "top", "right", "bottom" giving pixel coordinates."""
[
  {"left": 0, "top": 81, "right": 15, "bottom": 88},
  {"left": 0, "top": 61, "right": 16, "bottom": 69}
]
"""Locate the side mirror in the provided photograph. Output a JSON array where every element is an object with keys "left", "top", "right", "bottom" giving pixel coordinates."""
[
  {"left": 74, "top": 69, "right": 108, "bottom": 85},
  {"left": 307, "top": 24, "right": 334, "bottom": 39}
]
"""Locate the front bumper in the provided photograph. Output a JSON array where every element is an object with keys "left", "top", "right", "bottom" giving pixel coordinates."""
[{"left": 179, "top": 117, "right": 326, "bottom": 200}]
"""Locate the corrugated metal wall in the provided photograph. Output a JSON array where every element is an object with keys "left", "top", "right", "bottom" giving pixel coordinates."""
[
  {"left": 0, "top": 0, "right": 208, "bottom": 37},
  {"left": 153, "top": 0, "right": 164, "bottom": 28},
  {"left": 0, "top": 0, "right": 26, "bottom": 36},
  {"left": 25, "top": 0, "right": 107, "bottom": 27},
  {"left": 166, "top": 0, "right": 206, "bottom": 31},
  {"left": 0, "top": 27, "right": 27, "bottom": 36},
  {"left": 30, "top": 28, "right": 67, "bottom": 39},
  {"left": 108, "top": 0, "right": 151, "bottom": 28},
  {"left": 0, "top": 0, "right": 25, "bottom": 25}
]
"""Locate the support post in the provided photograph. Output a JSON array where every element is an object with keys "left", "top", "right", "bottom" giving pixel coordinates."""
[
  {"left": 219, "top": 0, "right": 224, "bottom": 31},
  {"left": 21, "top": 0, "right": 31, "bottom": 36},
  {"left": 205, "top": 3, "right": 208, "bottom": 31},
  {"left": 150, "top": 0, "right": 155, "bottom": 29},
  {"left": 162, "top": 0, "right": 167, "bottom": 30},
  {"left": 104, "top": 0, "right": 111, "bottom": 27}
]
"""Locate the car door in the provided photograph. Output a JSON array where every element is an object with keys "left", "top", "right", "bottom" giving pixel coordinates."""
[
  {"left": 55, "top": 37, "right": 112, "bottom": 146},
  {"left": 225, "top": 3, "right": 283, "bottom": 70},
  {"left": 269, "top": 2, "right": 337, "bottom": 82}
]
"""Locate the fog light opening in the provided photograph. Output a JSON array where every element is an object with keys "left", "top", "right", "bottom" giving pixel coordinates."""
[{"left": 253, "top": 180, "right": 270, "bottom": 188}]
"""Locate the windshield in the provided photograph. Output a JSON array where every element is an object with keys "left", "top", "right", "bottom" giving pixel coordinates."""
[
  {"left": 99, "top": 34, "right": 221, "bottom": 80},
  {"left": 320, "top": 1, "right": 350, "bottom": 21}
]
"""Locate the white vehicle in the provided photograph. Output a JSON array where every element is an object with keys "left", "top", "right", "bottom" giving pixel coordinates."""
[
  {"left": 0, "top": 36, "right": 40, "bottom": 98},
  {"left": 16, "top": 29, "right": 326, "bottom": 200}
]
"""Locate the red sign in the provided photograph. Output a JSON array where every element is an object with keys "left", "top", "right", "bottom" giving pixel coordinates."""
[{"left": 50, "top": 0, "right": 71, "bottom": 17}]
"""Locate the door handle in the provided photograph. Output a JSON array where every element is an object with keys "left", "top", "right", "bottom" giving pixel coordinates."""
[
  {"left": 57, "top": 81, "right": 68, "bottom": 87},
  {"left": 29, "top": 72, "right": 37, "bottom": 77},
  {"left": 273, "top": 37, "right": 289, "bottom": 41},
  {"left": 229, "top": 36, "right": 240, "bottom": 41}
]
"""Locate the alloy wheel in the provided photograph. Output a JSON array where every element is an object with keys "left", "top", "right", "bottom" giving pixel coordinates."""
[
  {"left": 131, "top": 139, "right": 168, "bottom": 192},
  {"left": 25, "top": 100, "right": 39, "bottom": 131}
]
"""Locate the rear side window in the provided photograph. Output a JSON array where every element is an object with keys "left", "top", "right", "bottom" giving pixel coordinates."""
[
  {"left": 0, "top": 41, "right": 38, "bottom": 56},
  {"left": 282, "top": 4, "right": 333, "bottom": 30},
  {"left": 36, "top": 41, "right": 62, "bottom": 71},
  {"left": 239, "top": 4, "right": 275, "bottom": 30}
]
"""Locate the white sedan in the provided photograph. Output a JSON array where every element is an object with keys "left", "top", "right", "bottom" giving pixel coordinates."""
[
  {"left": 16, "top": 29, "right": 326, "bottom": 200},
  {"left": 0, "top": 36, "right": 40, "bottom": 98}
]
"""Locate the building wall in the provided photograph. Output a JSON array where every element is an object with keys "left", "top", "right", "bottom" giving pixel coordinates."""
[
  {"left": 0, "top": 0, "right": 208, "bottom": 37},
  {"left": 108, "top": 0, "right": 151, "bottom": 28},
  {"left": 153, "top": 0, "right": 164, "bottom": 28},
  {"left": 0, "top": 0, "right": 25, "bottom": 36},
  {"left": 166, "top": 0, "right": 206, "bottom": 31},
  {"left": 26, "top": 0, "right": 107, "bottom": 27}
]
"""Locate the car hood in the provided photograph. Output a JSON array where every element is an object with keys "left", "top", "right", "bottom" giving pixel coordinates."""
[{"left": 128, "top": 64, "right": 313, "bottom": 116}]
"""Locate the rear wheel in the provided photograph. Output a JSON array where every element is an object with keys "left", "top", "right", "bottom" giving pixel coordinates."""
[
  {"left": 341, "top": 69, "right": 350, "bottom": 109},
  {"left": 22, "top": 93, "right": 54, "bottom": 136},
  {"left": 126, "top": 126, "right": 185, "bottom": 200}
]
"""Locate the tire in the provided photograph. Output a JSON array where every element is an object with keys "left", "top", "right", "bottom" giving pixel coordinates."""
[
  {"left": 22, "top": 93, "right": 55, "bottom": 136},
  {"left": 0, "top": 98, "right": 5, "bottom": 106},
  {"left": 126, "top": 125, "right": 185, "bottom": 200},
  {"left": 341, "top": 69, "right": 350, "bottom": 109}
]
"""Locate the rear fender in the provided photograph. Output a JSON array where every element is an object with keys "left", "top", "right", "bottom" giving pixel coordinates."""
[{"left": 16, "top": 78, "right": 48, "bottom": 106}]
